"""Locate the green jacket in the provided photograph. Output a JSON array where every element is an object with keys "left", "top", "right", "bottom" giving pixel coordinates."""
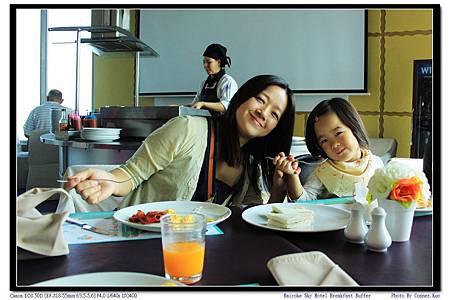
[{"left": 118, "top": 116, "right": 266, "bottom": 208}]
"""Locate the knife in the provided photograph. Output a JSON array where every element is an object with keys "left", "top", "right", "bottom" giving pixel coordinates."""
[{"left": 66, "top": 217, "right": 117, "bottom": 236}]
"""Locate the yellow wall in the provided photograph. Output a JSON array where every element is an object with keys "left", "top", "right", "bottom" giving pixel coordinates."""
[
  {"left": 93, "top": 55, "right": 135, "bottom": 108},
  {"left": 349, "top": 9, "right": 432, "bottom": 158},
  {"left": 93, "top": 11, "right": 137, "bottom": 109}
]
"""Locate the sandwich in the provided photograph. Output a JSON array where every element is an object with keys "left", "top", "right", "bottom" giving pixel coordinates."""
[{"left": 266, "top": 205, "right": 314, "bottom": 229}]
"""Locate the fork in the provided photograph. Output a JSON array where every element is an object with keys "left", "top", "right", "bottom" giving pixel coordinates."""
[
  {"left": 57, "top": 178, "right": 132, "bottom": 184},
  {"left": 265, "top": 156, "right": 327, "bottom": 165}
]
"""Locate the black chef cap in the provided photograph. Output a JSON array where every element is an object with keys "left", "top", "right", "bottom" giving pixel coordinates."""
[{"left": 203, "top": 43, "right": 231, "bottom": 68}]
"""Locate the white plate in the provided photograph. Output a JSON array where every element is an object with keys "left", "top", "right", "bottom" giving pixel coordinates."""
[
  {"left": 241, "top": 203, "right": 350, "bottom": 232},
  {"left": 80, "top": 133, "right": 120, "bottom": 142},
  {"left": 415, "top": 206, "right": 433, "bottom": 216},
  {"left": 81, "top": 133, "right": 120, "bottom": 139},
  {"left": 81, "top": 132, "right": 120, "bottom": 137},
  {"left": 32, "top": 272, "right": 184, "bottom": 286},
  {"left": 113, "top": 201, "right": 232, "bottom": 232},
  {"left": 82, "top": 127, "right": 122, "bottom": 132}
]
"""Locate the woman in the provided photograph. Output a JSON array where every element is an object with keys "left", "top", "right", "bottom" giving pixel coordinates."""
[
  {"left": 64, "top": 75, "right": 295, "bottom": 208},
  {"left": 191, "top": 43, "right": 238, "bottom": 115}
]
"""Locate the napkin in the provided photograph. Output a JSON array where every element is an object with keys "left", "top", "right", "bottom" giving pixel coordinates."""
[
  {"left": 267, "top": 251, "right": 358, "bottom": 286},
  {"left": 354, "top": 181, "right": 377, "bottom": 222},
  {"left": 17, "top": 188, "right": 71, "bottom": 259}
]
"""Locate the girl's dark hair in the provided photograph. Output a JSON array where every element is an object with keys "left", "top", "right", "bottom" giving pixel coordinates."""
[
  {"left": 218, "top": 74, "right": 295, "bottom": 193},
  {"left": 305, "top": 98, "right": 369, "bottom": 158}
]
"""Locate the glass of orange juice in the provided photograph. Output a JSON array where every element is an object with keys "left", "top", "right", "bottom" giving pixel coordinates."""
[{"left": 160, "top": 213, "right": 207, "bottom": 284}]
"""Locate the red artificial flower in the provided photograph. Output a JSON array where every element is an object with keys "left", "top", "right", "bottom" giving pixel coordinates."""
[{"left": 389, "top": 176, "right": 422, "bottom": 202}]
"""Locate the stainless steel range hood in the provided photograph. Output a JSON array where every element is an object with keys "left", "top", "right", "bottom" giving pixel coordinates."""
[
  {"left": 48, "top": 25, "right": 159, "bottom": 111},
  {"left": 48, "top": 26, "right": 159, "bottom": 57},
  {"left": 82, "top": 26, "right": 159, "bottom": 57},
  {"left": 81, "top": 36, "right": 157, "bottom": 56}
]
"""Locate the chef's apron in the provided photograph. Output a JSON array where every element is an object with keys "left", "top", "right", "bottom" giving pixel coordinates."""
[{"left": 199, "top": 70, "right": 226, "bottom": 117}]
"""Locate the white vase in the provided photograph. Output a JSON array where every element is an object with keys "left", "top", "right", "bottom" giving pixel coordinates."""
[{"left": 377, "top": 198, "right": 417, "bottom": 242}]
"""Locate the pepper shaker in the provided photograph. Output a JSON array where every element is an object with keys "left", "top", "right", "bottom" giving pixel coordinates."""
[
  {"left": 344, "top": 203, "right": 368, "bottom": 244},
  {"left": 365, "top": 207, "right": 392, "bottom": 252}
]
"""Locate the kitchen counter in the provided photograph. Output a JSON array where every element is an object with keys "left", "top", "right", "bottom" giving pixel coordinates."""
[
  {"left": 41, "top": 133, "right": 310, "bottom": 178},
  {"left": 40, "top": 133, "right": 143, "bottom": 150},
  {"left": 40, "top": 133, "right": 143, "bottom": 177}
]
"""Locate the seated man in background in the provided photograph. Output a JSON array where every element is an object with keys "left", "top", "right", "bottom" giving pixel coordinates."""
[{"left": 23, "top": 89, "right": 73, "bottom": 138}]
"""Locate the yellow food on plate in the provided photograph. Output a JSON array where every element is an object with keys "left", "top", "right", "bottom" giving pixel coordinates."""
[
  {"left": 169, "top": 214, "right": 195, "bottom": 223},
  {"left": 416, "top": 198, "right": 432, "bottom": 209},
  {"left": 160, "top": 281, "right": 179, "bottom": 286}
]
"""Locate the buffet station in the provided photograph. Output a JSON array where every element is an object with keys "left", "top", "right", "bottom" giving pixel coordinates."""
[{"left": 41, "top": 106, "right": 212, "bottom": 177}]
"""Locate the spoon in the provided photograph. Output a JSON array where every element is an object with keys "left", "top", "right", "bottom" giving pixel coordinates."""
[
  {"left": 265, "top": 156, "right": 327, "bottom": 165},
  {"left": 57, "top": 178, "right": 132, "bottom": 184}
]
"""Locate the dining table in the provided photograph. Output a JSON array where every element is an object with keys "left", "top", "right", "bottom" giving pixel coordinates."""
[{"left": 15, "top": 205, "right": 435, "bottom": 289}]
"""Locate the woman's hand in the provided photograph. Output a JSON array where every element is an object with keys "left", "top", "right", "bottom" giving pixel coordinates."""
[
  {"left": 272, "top": 152, "right": 301, "bottom": 177},
  {"left": 192, "top": 101, "right": 205, "bottom": 109},
  {"left": 63, "top": 168, "right": 119, "bottom": 204},
  {"left": 269, "top": 152, "right": 303, "bottom": 202}
]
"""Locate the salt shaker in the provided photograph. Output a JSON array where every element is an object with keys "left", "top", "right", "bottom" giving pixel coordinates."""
[
  {"left": 344, "top": 203, "right": 368, "bottom": 244},
  {"left": 365, "top": 207, "right": 392, "bottom": 252}
]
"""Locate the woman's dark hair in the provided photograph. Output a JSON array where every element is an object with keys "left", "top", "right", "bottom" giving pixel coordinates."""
[
  {"left": 305, "top": 98, "right": 369, "bottom": 158},
  {"left": 203, "top": 43, "right": 231, "bottom": 68},
  {"left": 218, "top": 74, "right": 295, "bottom": 193}
]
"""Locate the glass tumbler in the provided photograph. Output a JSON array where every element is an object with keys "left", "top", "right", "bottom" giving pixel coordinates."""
[{"left": 160, "top": 213, "right": 207, "bottom": 284}]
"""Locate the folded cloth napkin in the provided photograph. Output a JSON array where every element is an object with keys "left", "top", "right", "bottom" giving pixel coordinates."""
[
  {"left": 267, "top": 251, "right": 359, "bottom": 286},
  {"left": 17, "top": 188, "right": 71, "bottom": 259}
]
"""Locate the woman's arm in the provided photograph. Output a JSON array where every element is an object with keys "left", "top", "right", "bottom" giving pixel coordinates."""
[
  {"left": 287, "top": 174, "right": 304, "bottom": 199},
  {"left": 64, "top": 168, "right": 132, "bottom": 204},
  {"left": 192, "top": 101, "right": 226, "bottom": 112},
  {"left": 65, "top": 116, "right": 195, "bottom": 204},
  {"left": 110, "top": 168, "right": 133, "bottom": 196},
  {"left": 267, "top": 153, "right": 303, "bottom": 203},
  {"left": 191, "top": 80, "right": 205, "bottom": 104}
]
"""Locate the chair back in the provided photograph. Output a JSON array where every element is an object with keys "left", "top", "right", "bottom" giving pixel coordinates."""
[
  {"left": 26, "top": 129, "right": 59, "bottom": 190},
  {"left": 295, "top": 154, "right": 324, "bottom": 185},
  {"left": 368, "top": 138, "right": 398, "bottom": 164}
]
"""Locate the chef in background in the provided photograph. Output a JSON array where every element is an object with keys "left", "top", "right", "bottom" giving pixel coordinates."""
[{"left": 191, "top": 43, "right": 238, "bottom": 115}]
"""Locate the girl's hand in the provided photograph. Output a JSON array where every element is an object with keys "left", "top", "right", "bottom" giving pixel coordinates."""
[
  {"left": 272, "top": 152, "right": 301, "bottom": 176},
  {"left": 271, "top": 152, "right": 300, "bottom": 191},
  {"left": 63, "top": 168, "right": 117, "bottom": 204}
]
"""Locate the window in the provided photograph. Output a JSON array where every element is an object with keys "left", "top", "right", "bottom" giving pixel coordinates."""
[
  {"left": 16, "top": 9, "right": 41, "bottom": 140},
  {"left": 16, "top": 9, "right": 93, "bottom": 140},
  {"left": 47, "top": 9, "right": 92, "bottom": 116}
]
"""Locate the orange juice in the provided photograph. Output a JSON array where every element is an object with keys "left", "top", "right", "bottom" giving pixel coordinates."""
[{"left": 163, "top": 241, "right": 205, "bottom": 278}]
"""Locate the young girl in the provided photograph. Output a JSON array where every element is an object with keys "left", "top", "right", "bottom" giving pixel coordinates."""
[{"left": 271, "top": 98, "right": 384, "bottom": 201}]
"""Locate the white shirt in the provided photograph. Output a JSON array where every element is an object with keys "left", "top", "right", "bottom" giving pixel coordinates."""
[
  {"left": 192, "top": 74, "right": 238, "bottom": 109},
  {"left": 23, "top": 102, "right": 73, "bottom": 137}
]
